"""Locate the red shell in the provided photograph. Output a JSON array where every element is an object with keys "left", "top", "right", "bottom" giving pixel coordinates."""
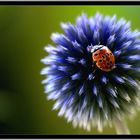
[{"left": 92, "top": 46, "right": 115, "bottom": 72}]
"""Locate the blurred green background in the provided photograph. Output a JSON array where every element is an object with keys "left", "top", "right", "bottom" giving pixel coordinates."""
[{"left": 0, "top": 5, "right": 140, "bottom": 134}]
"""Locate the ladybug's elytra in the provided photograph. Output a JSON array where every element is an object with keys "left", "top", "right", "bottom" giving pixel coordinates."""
[{"left": 90, "top": 45, "right": 115, "bottom": 72}]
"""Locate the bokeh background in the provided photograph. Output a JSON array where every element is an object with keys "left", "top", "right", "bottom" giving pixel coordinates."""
[{"left": 0, "top": 5, "right": 140, "bottom": 134}]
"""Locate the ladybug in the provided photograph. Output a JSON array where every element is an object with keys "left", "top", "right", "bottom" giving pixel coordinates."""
[{"left": 89, "top": 45, "right": 115, "bottom": 72}]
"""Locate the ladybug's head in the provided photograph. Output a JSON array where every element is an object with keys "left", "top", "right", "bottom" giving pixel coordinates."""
[{"left": 91, "top": 45, "right": 104, "bottom": 53}]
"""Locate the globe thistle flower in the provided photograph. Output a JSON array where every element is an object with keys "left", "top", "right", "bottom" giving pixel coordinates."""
[{"left": 41, "top": 13, "right": 140, "bottom": 134}]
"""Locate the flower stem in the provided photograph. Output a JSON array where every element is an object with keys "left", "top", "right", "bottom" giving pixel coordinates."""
[{"left": 114, "top": 117, "right": 130, "bottom": 134}]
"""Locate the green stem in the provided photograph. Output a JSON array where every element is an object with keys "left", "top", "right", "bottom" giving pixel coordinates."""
[{"left": 114, "top": 117, "right": 130, "bottom": 134}]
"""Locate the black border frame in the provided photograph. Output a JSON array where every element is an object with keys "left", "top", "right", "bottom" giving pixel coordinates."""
[
  {"left": 0, "top": 1, "right": 140, "bottom": 5},
  {"left": 0, "top": 134, "right": 140, "bottom": 139},
  {"left": 0, "top": 0, "right": 140, "bottom": 138}
]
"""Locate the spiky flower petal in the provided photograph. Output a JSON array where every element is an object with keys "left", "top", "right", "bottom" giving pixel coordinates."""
[{"left": 41, "top": 13, "right": 140, "bottom": 133}]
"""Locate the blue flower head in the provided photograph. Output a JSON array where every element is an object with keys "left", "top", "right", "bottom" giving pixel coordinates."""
[{"left": 41, "top": 13, "right": 140, "bottom": 133}]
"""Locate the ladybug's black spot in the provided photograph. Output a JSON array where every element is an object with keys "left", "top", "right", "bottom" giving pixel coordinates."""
[
  {"left": 110, "top": 53, "right": 112, "bottom": 55},
  {"left": 102, "top": 55, "right": 105, "bottom": 59},
  {"left": 107, "top": 62, "right": 110, "bottom": 65},
  {"left": 106, "top": 53, "right": 109, "bottom": 56},
  {"left": 99, "top": 59, "right": 102, "bottom": 63},
  {"left": 110, "top": 61, "right": 112, "bottom": 64},
  {"left": 94, "top": 53, "right": 98, "bottom": 56}
]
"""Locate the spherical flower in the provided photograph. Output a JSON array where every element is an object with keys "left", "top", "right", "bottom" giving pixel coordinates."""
[{"left": 41, "top": 13, "right": 140, "bottom": 133}]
